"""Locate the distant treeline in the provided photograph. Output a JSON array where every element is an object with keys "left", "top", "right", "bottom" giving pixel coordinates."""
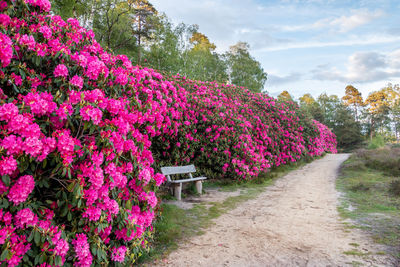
[{"left": 277, "top": 84, "right": 400, "bottom": 150}]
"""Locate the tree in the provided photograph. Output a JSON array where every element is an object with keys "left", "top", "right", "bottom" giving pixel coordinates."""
[
  {"left": 183, "top": 31, "right": 228, "bottom": 82},
  {"left": 317, "top": 93, "right": 340, "bottom": 128},
  {"left": 342, "top": 85, "right": 363, "bottom": 121},
  {"left": 277, "top": 90, "right": 293, "bottom": 102},
  {"left": 365, "top": 90, "right": 390, "bottom": 139},
  {"left": 381, "top": 84, "right": 400, "bottom": 141},
  {"left": 52, "top": 0, "right": 140, "bottom": 55},
  {"left": 143, "top": 14, "right": 185, "bottom": 73},
  {"left": 226, "top": 42, "right": 267, "bottom": 93},
  {"left": 299, "top": 93, "right": 325, "bottom": 123},
  {"left": 332, "top": 104, "right": 363, "bottom": 151},
  {"left": 92, "top": 0, "right": 137, "bottom": 54},
  {"left": 131, "top": 0, "right": 157, "bottom": 64},
  {"left": 189, "top": 32, "right": 216, "bottom": 52}
]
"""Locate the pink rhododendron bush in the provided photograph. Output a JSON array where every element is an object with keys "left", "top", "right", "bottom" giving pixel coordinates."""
[
  {"left": 0, "top": 0, "right": 182, "bottom": 266},
  {"left": 151, "top": 76, "right": 337, "bottom": 180},
  {"left": 0, "top": 0, "right": 336, "bottom": 266}
]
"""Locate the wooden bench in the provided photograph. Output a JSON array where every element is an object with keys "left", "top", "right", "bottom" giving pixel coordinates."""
[{"left": 161, "top": 165, "right": 207, "bottom": 201}]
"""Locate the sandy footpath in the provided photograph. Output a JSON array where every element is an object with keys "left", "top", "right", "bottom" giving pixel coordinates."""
[{"left": 154, "top": 154, "right": 395, "bottom": 267}]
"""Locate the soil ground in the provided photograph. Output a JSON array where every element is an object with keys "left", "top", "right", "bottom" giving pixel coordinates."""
[{"left": 154, "top": 154, "right": 396, "bottom": 266}]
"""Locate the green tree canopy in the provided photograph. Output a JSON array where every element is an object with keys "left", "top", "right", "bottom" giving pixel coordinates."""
[{"left": 226, "top": 42, "right": 267, "bottom": 93}]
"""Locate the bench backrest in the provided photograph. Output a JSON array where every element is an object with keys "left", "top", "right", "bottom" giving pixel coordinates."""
[{"left": 161, "top": 164, "right": 196, "bottom": 175}]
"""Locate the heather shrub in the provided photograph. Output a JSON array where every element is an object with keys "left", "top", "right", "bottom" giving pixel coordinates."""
[{"left": 356, "top": 148, "right": 400, "bottom": 176}]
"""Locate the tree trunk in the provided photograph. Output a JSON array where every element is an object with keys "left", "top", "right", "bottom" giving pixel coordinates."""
[
  {"left": 137, "top": 18, "right": 142, "bottom": 65},
  {"left": 370, "top": 117, "right": 374, "bottom": 141}
]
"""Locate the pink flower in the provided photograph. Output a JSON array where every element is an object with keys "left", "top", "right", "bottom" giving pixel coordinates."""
[
  {"left": 23, "top": 92, "right": 57, "bottom": 116},
  {"left": 0, "top": 103, "right": 19, "bottom": 121},
  {"left": 115, "top": 73, "right": 128, "bottom": 86},
  {"left": 0, "top": 14, "right": 10, "bottom": 27},
  {"left": 53, "top": 238, "right": 69, "bottom": 260},
  {"left": 54, "top": 64, "right": 68, "bottom": 78},
  {"left": 80, "top": 106, "right": 102, "bottom": 125},
  {"left": 146, "top": 191, "right": 157, "bottom": 208},
  {"left": 8, "top": 175, "right": 35, "bottom": 205},
  {"left": 72, "top": 233, "right": 92, "bottom": 267},
  {"left": 111, "top": 246, "right": 127, "bottom": 262},
  {"left": 39, "top": 25, "right": 52, "bottom": 39},
  {"left": 82, "top": 206, "right": 101, "bottom": 221},
  {"left": 1, "top": 135, "right": 23, "bottom": 155},
  {"left": 153, "top": 173, "right": 166, "bottom": 186},
  {"left": 18, "top": 34, "right": 36, "bottom": 51},
  {"left": 14, "top": 208, "right": 37, "bottom": 228},
  {"left": 70, "top": 75, "right": 83, "bottom": 89},
  {"left": 0, "top": 155, "right": 17, "bottom": 176},
  {"left": 25, "top": 0, "right": 51, "bottom": 12},
  {"left": 0, "top": 33, "right": 12, "bottom": 67}
]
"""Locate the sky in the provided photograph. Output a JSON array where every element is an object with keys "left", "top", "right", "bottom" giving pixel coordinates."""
[{"left": 150, "top": 0, "right": 400, "bottom": 99}]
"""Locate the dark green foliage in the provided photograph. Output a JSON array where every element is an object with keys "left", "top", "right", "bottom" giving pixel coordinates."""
[
  {"left": 332, "top": 104, "right": 363, "bottom": 151},
  {"left": 225, "top": 42, "right": 267, "bottom": 93}
]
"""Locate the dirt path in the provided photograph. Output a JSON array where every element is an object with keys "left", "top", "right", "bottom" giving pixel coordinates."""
[{"left": 155, "top": 154, "right": 394, "bottom": 266}]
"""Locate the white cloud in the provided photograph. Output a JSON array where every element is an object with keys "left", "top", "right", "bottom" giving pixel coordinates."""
[
  {"left": 312, "top": 49, "right": 400, "bottom": 83},
  {"left": 330, "top": 9, "right": 383, "bottom": 32},
  {"left": 278, "top": 9, "right": 383, "bottom": 33}
]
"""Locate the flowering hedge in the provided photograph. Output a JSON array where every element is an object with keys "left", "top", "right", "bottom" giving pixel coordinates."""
[
  {"left": 151, "top": 76, "right": 337, "bottom": 180},
  {"left": 0, "top": 0, "right": 336, "bottom": 266}
]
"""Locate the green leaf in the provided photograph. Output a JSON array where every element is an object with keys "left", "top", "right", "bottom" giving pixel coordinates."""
[
  {"left": 91, "top": 246, "right": 97, "bottom": 257},
  {"left": 60, "top": 204, "right": 68, "bottom": 217},
  {"left": 67, "top": 212, "right": 72, "bottom": 221},
  {"left": 2, "top": 175, "right": 10, "bottom": 187},
  {"left": 0, "top": 248, "right": 9, "bottom": 261},
  {"left": 27, "top": 231, "right": 34, "bottom": 242},
  {"left": 55, "top": 256, "right": 62, "bottom": 266},
  {"left": 34, "top": 230, "right": 41, "bottom": 246}
]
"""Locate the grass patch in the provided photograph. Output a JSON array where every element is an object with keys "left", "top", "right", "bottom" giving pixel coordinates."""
[
  {"left": 337, "top": 149, "right": 400, "bottom": 259},
  {"left": 138, "top": 158, "right": 312, "bottom": 264},
  {"left": 343, "top": 249, "right": 370, "bottom": 257}
]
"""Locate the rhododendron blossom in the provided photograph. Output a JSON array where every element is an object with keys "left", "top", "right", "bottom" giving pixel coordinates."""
[
  {"left": 0, "top": 32, "right": 12, "bottom": 67},
  {"left": 8, "top": 175, "right": 35, "bottom": 205},
  {"left": 54, "top": 64, "right": 68, "bottom": 78}
]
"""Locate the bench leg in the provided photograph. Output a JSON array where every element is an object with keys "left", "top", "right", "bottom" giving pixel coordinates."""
[
  {"left": 174, "top": 183, "right": 182, "bottom": 201},
  {"left": 195, "top": 181, "right": 202, "bottom": 194}
]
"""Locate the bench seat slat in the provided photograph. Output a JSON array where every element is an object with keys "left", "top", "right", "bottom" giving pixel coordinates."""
[
  {"left": 161, "top": 165, "right": 196, "bottom": 175},
  {"left": 168, "top": 176, "right": 207, "bottom": 183}
]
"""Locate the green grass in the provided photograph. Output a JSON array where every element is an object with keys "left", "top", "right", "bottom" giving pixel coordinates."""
[
  {"left": 337, "top": 152, "right": 400, "bottom": 259},
  {"left": 343, "top": 249, "right": 370, "bottom": 257},
  {"left": 138, "top": 158, "right": 312, "bottom": 264}
]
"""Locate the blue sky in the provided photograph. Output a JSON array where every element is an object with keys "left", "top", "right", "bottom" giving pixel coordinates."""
[{"left": 151, "top": 0, "right": 400, "bottom": 99}]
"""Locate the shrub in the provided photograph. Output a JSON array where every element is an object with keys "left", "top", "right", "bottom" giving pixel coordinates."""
[
  {"left": 0, "top": 1, "right": 178, "bottom": 265},
  {"left": 355, "top": 148, "right": 400, "bottom": 176},
  {"left": 367, "top": 135, "right": 385, "bottom": 149},
  {"left": 151, "top": 76, "right": 337, "bottom": 180}
]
